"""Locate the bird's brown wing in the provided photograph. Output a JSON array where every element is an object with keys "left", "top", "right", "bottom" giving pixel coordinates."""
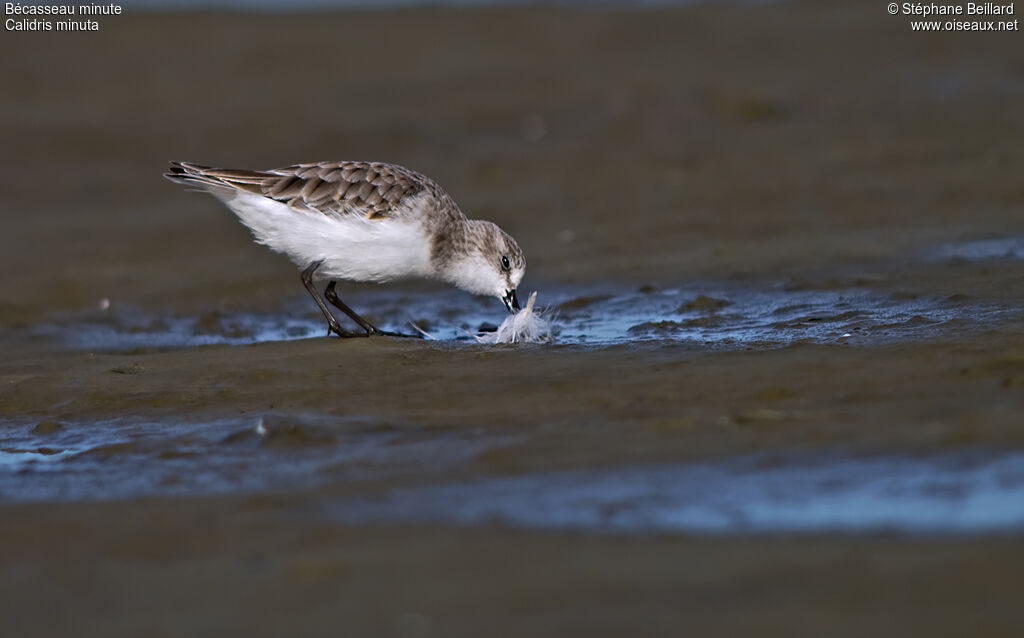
[{"left": 165, "top": 160, "right": 442, "bottom": 220}]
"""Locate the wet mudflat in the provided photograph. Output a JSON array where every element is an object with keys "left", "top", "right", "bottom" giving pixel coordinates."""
[{"left": 3, "top": 2, "right": 1024, "bottom": 636}]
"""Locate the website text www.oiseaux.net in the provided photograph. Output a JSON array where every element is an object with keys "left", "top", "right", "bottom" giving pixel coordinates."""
[{"left": 890, "top": 2, "right": 1019, "bottom": 31}]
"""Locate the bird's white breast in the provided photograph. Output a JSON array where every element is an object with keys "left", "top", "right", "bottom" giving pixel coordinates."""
[{"left": 219, "top": 190, "right": 435, "bottom": 283}]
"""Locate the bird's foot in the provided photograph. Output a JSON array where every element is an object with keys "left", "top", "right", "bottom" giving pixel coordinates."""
[
  {"left": 364, "top": 325, "right": 423, "bottom": 339},
  {"left": 326, "top": 322, "right": 367, "bottom": 338},
  {"left": 325, "top": 322, "right": 420, "bottom": 339}
]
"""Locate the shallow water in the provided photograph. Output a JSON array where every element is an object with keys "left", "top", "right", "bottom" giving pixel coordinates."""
[
  {"left": 25, "top": 278, "right": 1018, "bottom": 351},
  {"left": 333, "top": 451, "right": 1024, "bottom": 535},
  {"left": 23, "top": 235, "right": 1024, "bottom": 351},
  {"left": 7, "top": 236, "right": 1024, "bottom": 529},
  {"left": 6, "top": 414, "right": 1024, "bottom": 536},
  {"left": 0, "top": 416, "right": 510, "bottom": 502},
  {"left": 930, "top": 237, "right": 1024, "bottom": 263}
]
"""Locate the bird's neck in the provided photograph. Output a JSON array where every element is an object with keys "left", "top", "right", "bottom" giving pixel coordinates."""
[{"left": 429, "top": 216, "right": 474, "bottom": 275}]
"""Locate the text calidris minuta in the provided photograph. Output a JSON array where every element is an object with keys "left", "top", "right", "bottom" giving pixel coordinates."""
[{"left": 165, "top": 161, "right": 526, "bottom": 338}]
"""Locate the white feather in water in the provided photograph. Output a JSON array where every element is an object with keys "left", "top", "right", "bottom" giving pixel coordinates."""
[{"left": 475, "top": 291, "right": 553, "bottom": 344}]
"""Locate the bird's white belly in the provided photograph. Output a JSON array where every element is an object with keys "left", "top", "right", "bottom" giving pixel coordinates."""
[{"left": 221, "top": 191, "right": 434, "bottom": 283}]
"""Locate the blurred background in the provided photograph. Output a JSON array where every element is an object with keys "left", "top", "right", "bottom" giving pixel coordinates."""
[
  {"left": 3, "top": 1, "right": 1024, "bottom": 636},
  {"left": 6, "top": 0, "right": 1022, "bottom": 315}
]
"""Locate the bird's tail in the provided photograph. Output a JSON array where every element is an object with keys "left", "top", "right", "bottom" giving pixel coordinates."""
[
  {"left": 164, "top": 161, "right": 220, "bottom": 188},
  {"left": 164, "top": 161, "right": 270, "bottom": 195}
]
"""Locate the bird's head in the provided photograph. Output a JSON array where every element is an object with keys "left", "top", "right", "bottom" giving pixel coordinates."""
[{"left": 444, "top": 221, "right": 525, "bottom": 313}]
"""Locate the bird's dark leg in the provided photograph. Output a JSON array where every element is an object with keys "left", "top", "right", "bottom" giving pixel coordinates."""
[
  {"left": 325, "top": 281, "right": 421, "bottom": 338},
  {"left": 323, "top": 281, "right": 378, "bottom": 335},
  {"left": 301, "top": 260, "right": 363, "bottom": 338}
]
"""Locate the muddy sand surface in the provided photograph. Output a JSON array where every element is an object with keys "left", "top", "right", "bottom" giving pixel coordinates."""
[{"left": 3, "top": 2, "right": 1024, "bottom": 636}]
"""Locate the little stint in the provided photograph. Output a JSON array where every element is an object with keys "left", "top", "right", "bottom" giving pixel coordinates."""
[{"left": 165, "top": 161, "right": 526, "bottom": 338}]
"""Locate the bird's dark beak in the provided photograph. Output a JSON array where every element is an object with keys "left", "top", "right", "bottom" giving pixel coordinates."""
[{"left": 502, "top": 289, "right": 520, "bottom": 313}]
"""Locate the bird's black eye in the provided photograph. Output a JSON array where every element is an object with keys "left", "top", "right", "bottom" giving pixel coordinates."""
[{"left": 501, "top": 256, "right": 511, "bottom": 271}]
